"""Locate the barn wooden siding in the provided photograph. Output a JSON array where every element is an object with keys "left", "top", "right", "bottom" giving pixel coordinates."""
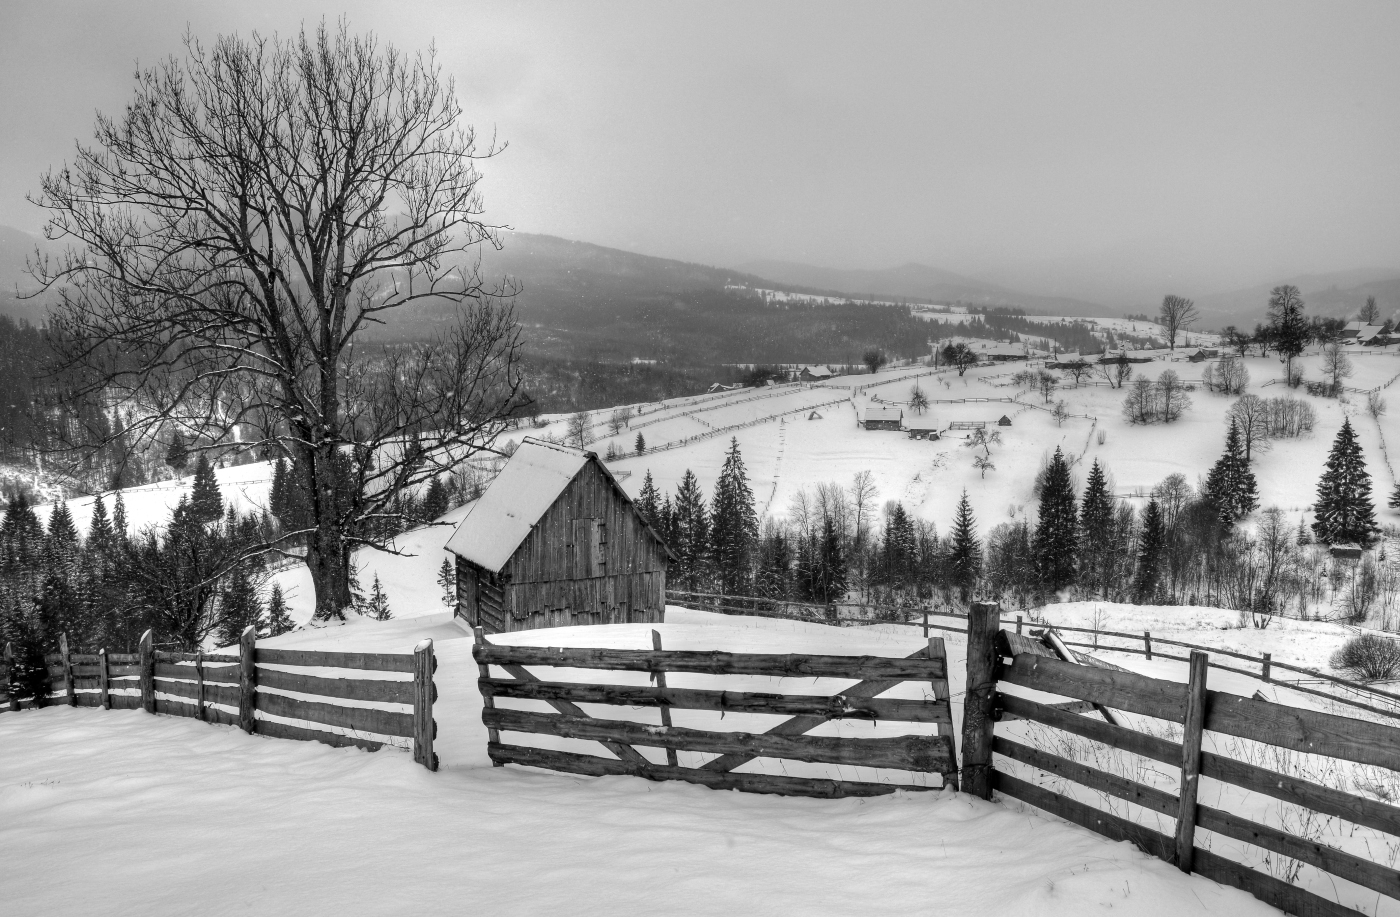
[{"left": 457, "top": 460, "right": 668, "bottom": 634}]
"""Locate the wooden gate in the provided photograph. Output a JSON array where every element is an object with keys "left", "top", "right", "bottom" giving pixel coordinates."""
[
  {"left": 960, "top": 603, "right": 1400, "bottom": 917},
  {"left": 473, "top": 628, "right": 957, "bottom": 797}
]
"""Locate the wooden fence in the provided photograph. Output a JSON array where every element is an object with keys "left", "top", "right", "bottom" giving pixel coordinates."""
[
  {"left": 961, "top": 602, "right": 1400, "bottom": 917},
  {"left": 473, "top": 626, "right": 956, "bottom": 798},
  {"left": 1, "top": 627, "right": 439, "bottom": 771}
]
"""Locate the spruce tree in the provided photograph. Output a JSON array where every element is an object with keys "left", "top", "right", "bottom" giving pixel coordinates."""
[
  {"left": 948, "top": 491, "right": 982, "bottom": 602},
  {"left": 366, "top": 573, "right": 393, "bottom": 621},
  {"left": 165, "top": 431, "right": 189, "bottom": 471},
  {"left": 437, "top": 558, "right": 456, "bottom": 607},
  {"left": 1078, "top": 460, "right": 1114, "bottom": 595},
  {"left": 814, "top": 516, "right": 848, "bottom": 604},
  {"left": 189, "top": 453, "right": 222, "bottom": 524},
  {"left": 756, "top": 528, "right": 793, "bottom": 598},
  {"left": 1312, "top": 418, "right": 1379, "bottom": 545},
  {"left": 1389, "top": 482, "right": 1400, "bottom": 511},
  {"left": 1134, "top": 498, "right": 1165, "bottom": 602},
  {"left": 881, "top": 503, "right": 917, "bottom": 597},
  {"left": 1033, "top": 447, "right": 1078, "bottom": 591},
  {"left": 636, "top": 471, "right": 661, "bottom": 529},
  {"left": 112, "top": 492, "right": 129, "bottom": 547},
  {"left": 1204, "top": 419, "right": 1257, "bottom": 525},
  {"left": 216, "top": 569, "right": 261, "bottom": 647},
  {"left": 88, "top": 495, "right": 113, "bottom": 557},
  {"left": 264, "top": 583, "right": 295, "bottom": 636},
  {"left": 45, "top": 500, "right": 80, "bottom": 574},
  {"left": 672, "top": 471, "right": 710, "bottom": 591},
  {"left": 421, "top": 476, "right": 450, "bottom": 521},
  {"left": 710, "top": 439, "right": 759, "bottom": 596},
  {"left": 635, "top": 431, "right": 646, "bottom": 456}
]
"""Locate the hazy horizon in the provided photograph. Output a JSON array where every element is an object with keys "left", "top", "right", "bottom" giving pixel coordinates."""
[{"left": 2, "top": 1, "right": 1397, "bottom": 307}]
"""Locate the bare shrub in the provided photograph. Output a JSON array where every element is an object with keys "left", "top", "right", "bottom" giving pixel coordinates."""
[{"left": 1330, "top": 633, "right": 1400, "bottom": 682}]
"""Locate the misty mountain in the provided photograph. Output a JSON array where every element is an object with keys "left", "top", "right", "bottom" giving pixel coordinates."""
[
  {"left": 736, "top": 259, "right": 1116, "bottom": 317},
  {"left": 1194, "top": 269, "right": 1400, "bottom": 329},
  {"left": 0, "top": 225, "right": 51, "bottom": 325}
]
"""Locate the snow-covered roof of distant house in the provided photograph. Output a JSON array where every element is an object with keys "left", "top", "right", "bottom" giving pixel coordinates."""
[
  {"left": 904, "top": 415, "right": 940, "bottom": 430},
  {"left": 801, "top": 365, "right": 833, "bottom": 378},
  {"left": 1351, "top": 323, "right": 1385, "bottom": 342},
  {"left": 975, "top": 343, "right": 1026, "bottom": 357},
  {"left": 862, "top": 406, "right": 903, "bottom": 424},
  {"left": 1049, "top": 351, "right": 1093, "bottom": 363},
  {"left": 444, "top": 438, "right": 590, "bottom": 573}
]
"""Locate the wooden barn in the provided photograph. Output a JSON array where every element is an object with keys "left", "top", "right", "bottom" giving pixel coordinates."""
[
  {"left": 445, "top": 438, "right": 673, "bottom": 634},
  {"left": 861, "top": 405, "right": 904, "bottom": 431}
]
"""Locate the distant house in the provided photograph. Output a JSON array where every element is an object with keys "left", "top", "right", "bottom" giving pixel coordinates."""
[
  {"left": 706, "top": 382, "right": 744, "bottom": 394},
  {"left": 445, "top": 438, "right": 673, "bottom": 634},
  {"left": 1330, "top": 543, "right": 1364, "bottom": 561},
  {"left": 1047, "top": 351, "right": 1093, "bottom": 369},
  {"left": 905, "top": 415, "right": 940, "bottom": 440},
  {"left": 975, "top": 342, "right": 1029, "bottom": 362},
  {"left": 1185, "top": 348, "right": 1220, "bottom": 362},
  {"left": 860, "top": 405, "right": 903, "bottom": 431},
  {"left": 800, "top": 365, "right": 834, "bottom": 381},
  {"left": 997, "top": 415, "right": 1012, "bottom": 426}
]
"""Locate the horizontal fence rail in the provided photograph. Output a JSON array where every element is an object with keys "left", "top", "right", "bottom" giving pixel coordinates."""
[
  {"left": 960, "top": 603, "right": 1400, "bottom": 917},
  {"left": 3, "top": 628, "right": 438, "bottom": 771},
  {"left": 474, "top": 627, "right": 957, "bottom": 798}
]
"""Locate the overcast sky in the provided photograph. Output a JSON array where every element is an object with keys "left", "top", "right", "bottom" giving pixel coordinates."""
[{"left": 1, "top": 1, "right": 1396, "bottom": 303}]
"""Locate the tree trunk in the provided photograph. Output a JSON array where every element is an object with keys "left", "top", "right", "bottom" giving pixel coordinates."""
[{"left": 307, "top": 520, "right": 354, "bottom": 621}]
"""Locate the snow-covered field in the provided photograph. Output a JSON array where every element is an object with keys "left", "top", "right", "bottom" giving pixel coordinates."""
[{"left": 1, "top": 606, "right": 1288, "bottom": 917}]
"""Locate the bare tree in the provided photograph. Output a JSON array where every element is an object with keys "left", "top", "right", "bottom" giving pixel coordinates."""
[
  {"left": 1227, "top": 394, "right": 1271, "bottom": 461},
  {"left": 30, "top": 24, "right": 524, "bottom": 620},
  {"left": 1061, "top": 360, "right": 1094, "bottom": 386},
  {"left": 941, "top": 342, "right": 978, "bottom": 376},
  {"left": 567, "top": 412, "right": 594, "bottom": 449},
  {"left": 1368, "top": 391, "right": 1387, "bottom": 420},
  {"left": 908, "top": 386, "right": 929, "bottom": 415},
  {"left": 1156, "top": 369, "right": 1191, "bottom": 422},
  {"left": 1360, "top": 295, "right": 1381, "bottom": 325},
  {"left": 1052, "top": 399, "right": 1068, "bottom": 427},
  {"left": 1036, "top": 370, "right": 1059, "bottom": 404},
  {"left": 1097, "top": 354, "right": 1133, "bottom": 389},
  {"left": 1122, "top": 377, "right": 1157, "bottom": 424},
  {"left": 1320, "top": 342, "right": 1353, "bottom": 396},
  {"left": 847, "top": 470, "right": 878, "bottom": 553},
  {"left": 1158, "top": 294, "right": 1199, "bottom": 351}
]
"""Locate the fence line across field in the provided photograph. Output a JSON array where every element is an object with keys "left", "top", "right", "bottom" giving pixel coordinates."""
[
  {"left": 0, "top": 627, "right": 439, "bottom": 770},
  {"left": 664, "top": 590, "right": 1400, "bottom": 722}
]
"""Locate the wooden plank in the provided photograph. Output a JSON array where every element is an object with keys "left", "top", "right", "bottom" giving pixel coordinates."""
[
  {"left": 155, "top": 696, "right": 199, "bottom": 718},
  {"left": 1001, "top": 653, "right": 1187, "bottom": 722},
  {"left": 154, "top": 661, "right": 238, "bottom": 684},
  {"left": 962, "top": 602, "right": 1001, "bottom": 799},
  {"left": 494, "top": 660, "right": 654, "bottom": 767},
  {"left": 154, "top": 678, "right": 240, "bottom": 707},
  {"left": 413, "top": 639, "right": 438, "bottom": 771},
  {"left": 253, "top": 718, "right": 385, "bottom": 752},
  {"left": 69, "top": 653, "right": 100, "bottom": 664},
  {"left": 155, "top": 650, "right": 238, "bottom": 664},
  {"left": 1191, "top": 847, "right": 1363, "bottom": 917},
  {"left": 1175, "top": 651, "right": 1208, "bottom": 872},
  {"left": 256, "top": 647, "right": 417, "bottom": 673},
  {"left": 651, "top": 631, "right": 679, "bottom": 768},
  {"left": 997, "top": 693, "right": 1181, "bottom": 765},
  {"left": 490, "top": 743, "right": 945, "bottom": 797},
  {"left": 257, "top": 691, "right": 415, "bottom": 739},
  {"left": 107, "top": 664, "right": 143, "bottom": 678},
  {"left": 999, "top": 630, "right": 1057, "bottom": 660},
  {"left": 255, "top": 667, "right": 415, "bottom": 705},
  {"left": 479, "top": 678, "right": 952, "bottom": 724},
  {"left": 475, "top": 628, "right": 502, "bottom": 761},
  {"left": 1201, "top": 751, "right": 1400, "bottom": 839},
  {"left": 1204, "top": 690, "right": 1400, "bottom": 771},
  {"left": 108, "top": 653, "right": 140, "bottom": 665},
  {"left": 484, "top": 707, "right": 955, "bottom": 772},
  {"left": 71, "top": 664, "right": 103, "bottom": 678},
  {"left": 472, "top": 643, "right": 945, "bottom": 681},
  {"left": 993, "top": 737, "right": 1176, "bottom": 817},
  {"left": 239, "top": 626, "right": 257, "bottom": 734},
  {"left": 108, "top": 693, "right": 143, "bottom": 711}
]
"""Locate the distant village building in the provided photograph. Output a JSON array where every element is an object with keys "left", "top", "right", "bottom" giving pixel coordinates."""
[
  {"left": 445, "top": 438, "right": 673, "bottom": 634},
  {"left": 905, "top": 416, "right": 940, "bottom": 439},
  {"left": 975, "top": 342, "right": 1030, "bottom": 362},
  {"left": 799, "top": 365, "right": 834, "bottom": 381},
  {"left": 1185, "top": 348, "right": 1220, "bottom": 362},
  {"left": 1330, "top": 543, "right": 1364, "bottom": 561},
  {"left": 997, "top": 415, "right": 1012, "bottom": 426},
  {"left": 860, "top": 405, "right": 904, "bottom": 431}
]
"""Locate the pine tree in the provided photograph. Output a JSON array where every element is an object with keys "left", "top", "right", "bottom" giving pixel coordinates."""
[
  {"left": 189, "top": 453, "right": 222, "bottom": 524},
  {"left": 1296, "top": 516, "right": 1312, "bottom": 546},
  {"left": 264, "top": 583, "right": 295, "bottom": 636},
  {"left": 756, "top": 528, "right": 793, "bottom": 598},
  {"left": 815, "top": 516, "right": 848, "bottom": 604},
  {"left": 1312, "top": 418, "right": 1379, "bottom": 545},
  {"left": 1268, "top": 285, "right": 1309, "bottom": 383},
  {"left": 948, "top": 491, "right": 982, "bottom": 602},
  {"left": 438, "top": 558, "right": 456, "bottom": 607},
  {"left": 1078, "top": 460, "right": 1114, "bottom": 595},
  {"left": 1203, "top": 419, "right": 1257, "bottom": 525},
  {"left": 1034, "top": 447, "right": 1078, "bottom": 591},
  {"left": 421, "top": 476, "right": 450, "bottom": 521},
  {"left": 1134, "top": 499, "right": 1165, "bottom": 602},
  {"left": 366, "top": 573, "right": 393, "bottom": 621},
  {"left": 216, "top": 569, "right": 261, "bottom": 647},
  {"left": 88, "top": 495, "right": 113, "bottom": 557},
  {"left": 112, "top": 492, "right": 129, "bottom": 546},
  {"left": 45, "top": 500, "right": 80, "bottom": 574},
  {"left": 672, "top": 470, "right": 710, "bottom": 591},
  {"left": 709, "top": 439, "right": 758, "bottom": 596},
  {"left": 658, "top": 494, "right": 677, "bottom": 547},
  {"left": 635, "top": 431, "right": 646, "bottom": 455},
  {"left": 165, "top": 431, "right": 189, "bottom": 471},
  {"left": 881, "top": 503, "right": 917, "bottom": 597},
  {"left": 636, "top": 471, "right": 661, "bottom": 529},
  {"left": 1389, "top": 482, "right": 1400, "bottom": 511}
]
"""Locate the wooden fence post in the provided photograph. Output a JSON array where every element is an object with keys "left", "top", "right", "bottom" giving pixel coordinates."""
[
  {"left": 238, "top": 625, "right": 257, "bottom": 734},
  {"left": 138, "top": 630, "right": 155, "bottom": 714},
  {"left": 922, "top": 609, "right": 929, "bottom": 639},
  {"left": 651, "top": 630, "right": 679, "bottom": 767},
  {"left": 60, "top": 632, "right": 75, "bottom": 706},
  {"left": 961, "top": 601, "right": 1001, "bottom": 800},
  {"left": 195, "top": 650, "right": 206, "bottom": 722},
  {"left": 414, "top": 639, "right": 439, "bottom": 771},
  {"left": 1261, "top": 653, "right": 1271, "bottom": 683},
  {"left": 475, "top": 627, "right": 502, "bottom": 765},
  {"left": 1144, "top": 631, "right": 1152, "bottom": 661},
  {"left": 1016, "top": 615, "right": 1023, "bottom": 635},
  {"left": 1175, "top": 650, "right": 1209, "bottom": 872},
  {"left": 98, "top": 648, "right": 110, "bottom": 710}
]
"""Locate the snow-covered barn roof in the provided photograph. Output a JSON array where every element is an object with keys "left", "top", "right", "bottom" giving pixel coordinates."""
[
  {"left": 801, "top": 365, "right": 833, "bottom": 378},
  {"left": 904, "top": 415, "right": 940, "bottom": 431},
  {"left": 444, "top": 439, "right": 591, "bottom": 573},
  {"left": 861, "top": 406, "right": 903, "bottom": 424}
]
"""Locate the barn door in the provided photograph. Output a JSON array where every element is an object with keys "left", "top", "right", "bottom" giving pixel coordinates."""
[
  {"left": 570, "top": 518, "right": 605, "bottom": 578},
  {"left": 477, "top": 570, "right": 506, "bottom": 634}
]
